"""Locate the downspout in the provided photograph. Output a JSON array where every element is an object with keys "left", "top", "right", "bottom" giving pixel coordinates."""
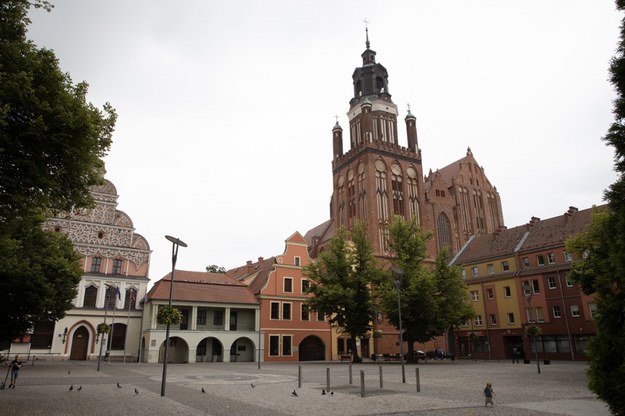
[{"left": 480, "top": 280, "right": 493, "bottom": 360}]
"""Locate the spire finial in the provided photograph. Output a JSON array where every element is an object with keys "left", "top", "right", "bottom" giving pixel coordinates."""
[
  {"left": 363, "top": 18, "right": 370, "bottom": 49},
  {"left": 407, "top": 103, "right": 412, "bottom": 115}
]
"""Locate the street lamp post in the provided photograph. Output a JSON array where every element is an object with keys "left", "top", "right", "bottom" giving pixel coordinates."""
[
  {"left": 161, "top": 235, "right": 187, "bottom": 397},
  {"left": 97, "top": 285, "right": 112, "bottom": 372},
  {"left": 391, "top": 267, "right": 406, "bottom": 384},
  {"left": 523, "top": 282, "right": 541, "bottom": 374}
]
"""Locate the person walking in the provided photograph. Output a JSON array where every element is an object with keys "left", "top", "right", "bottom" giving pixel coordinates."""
[
  {"left": 9, "top": 354, "right": 22, "bottom": 389},
  {"left": 512, "top": 346, "right": 520, "bottom": 364},
  {"left": 484, "top": 382, "right": 495, "bottom": 407}
]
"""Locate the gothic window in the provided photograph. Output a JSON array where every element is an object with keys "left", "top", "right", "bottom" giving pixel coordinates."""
[
  {"left": 112, "top": 259, "right": 122, "bottom": 274},
  {"left": 110, "top": 323, "right": 126, "bottom": 350},
  {"left": 487, "top": 192, "right": 500, "bottom": 230},
  {"left": 437, "top": 213, "right": 452, "bottom": 250},
  {"left": 390, "top": 163, "right": 404, "bottom": 216},
  {"left": 375, "top": 160, "right": 389, "bottom": 222},
  {"left": 124, "top": 288, "right": 137, "bottom": 311},
  {"left": 358, "top": 163, "right": 367, "bottom": 220},
  {"left": 105, "top": 285, "right": 118, "bottom": 310},
  {"left": 473, "top": 191, "right": 485, "bottom": 234},
  {"left": 406, "top": 166, "right": 420, "bottom": 224},
  {"left": 90, "top": 256, "right": 101, "bottom": 273},
  {"left": 347, "top": 169, "right": 356, "bottom": 227},
  {"left": 337, "top": 175, "right": 345, "bottom": 228},
  {"left": 83, "top": 285, "right": 97, "bottom": 308},
  {"left": 460, "top": 188, "right": 472, "bottom": 234}
]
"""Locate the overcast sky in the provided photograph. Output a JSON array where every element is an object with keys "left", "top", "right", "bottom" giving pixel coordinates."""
[{"left": 27, "top": 1, "right": 621, "bottom": 284}]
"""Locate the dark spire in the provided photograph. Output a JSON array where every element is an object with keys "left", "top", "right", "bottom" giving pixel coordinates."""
[{"left": 365, "top": 26, "right": 370, "bottom": 50}]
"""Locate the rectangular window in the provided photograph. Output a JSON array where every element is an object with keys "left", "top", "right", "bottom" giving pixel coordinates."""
[
  {"left": 213, "top": 310, "right": 224, "bottom": 326},
  {"left": 284, "top": 278, "right": 293, "bottom": 293},
  {"left": 470, "top": 290, "right": 479, "bottom": 301},
  {"left": 282, "top": 335, "right": 292, "bottom": 356},
  {"left": 270, "top": 302, "right": 280, "bottom": 320},
  {"left": 507, "top": 313, "right": 515, "bottom": 324},
  {"left": 461, "top": 269, "right": 467, "bottom": 279},
  {"left": 294, "top": 257, "right": 301, "bottom": 267},
  {"left": 589, "top": 302, "right": 597, "bottom": 319},
  {"left": 301, "top": 304, "right": 310, "bottom": 321},
  {"left": 503, "top": 286, "right": 511, "bottom": 298},
  {"left": 571, "top": 304, "right": 580, "bottom": 317},
  {"left": 564, "top": 252, "right": 573, "bottom": 262},
  {"left": 269, "top": 335, "right": 280, "bottom": 356},
  {"left": 537, "top": 255, "right": 545, "bottom": 266},
  {"left": 566, "top": 275, "right": 574, "bottom": 287},
  {"left": 552, "top": 305, "right": 561, "bottom": 318},
  {"left": 487, "top": 264, "right": 494, "bottom": 274},
  {"left": 197, "top": 310, "right": 206, "bottom": 326},
  {"left": 522, "top": 257, "right": 530, "bottom": 268},
  {"left": 532, "top": 279, "right": 540, "bottom": 294},
  {"left": 474, "top": 315, "right": 482, "bottom": 326},
  {"left": 501, "top": 261, "right": 510, "bottom": 272},
  {"left": 536, "top": 306, "right": 544, "bottom": 323},
  {"left": 112, "top": 259, "right": 122, "bottom": 274},
  {"left": 522, "top": 281, "right": 531, "bottom": 296},
  {"left": 548, "top": 276, "right": 557, "bottom": 289},
  {"left": 486, "top": 288, "right": 494, "bottom": 299},
  {"left": 301, "top": 279, "right": 309, "bottom": 293},
  {"left": 91, "top": 257, "right": 101, "bottom": 273},
  {"left": 547, "top": 252, "right": 556, "bottom": 264},
  {"left": 317, "top": 311, "right": 325, "bottom": 321},
  {"left": 282, "top": 303, "right": 291, "bottom": 320},
  {"left": 489, "top": 314, "right": 497, "bottom": 325},
  {"left": 471, "top": 266, "right": 479, "bottom": 277}
]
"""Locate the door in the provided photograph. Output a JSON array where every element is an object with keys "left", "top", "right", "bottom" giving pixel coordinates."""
[{"left": 69, "top": 326, "right": 89, "bottom": 360}]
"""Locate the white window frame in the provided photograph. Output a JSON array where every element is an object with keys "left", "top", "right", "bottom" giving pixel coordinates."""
[
  {"left": 282, "top": 302, "right": 292, "bottom": 320},
  {"left": 547, "top": 252, "right": 556, "bottom": 264},
  {"left": 270, "top": 301, "right": 280, "bottom": 320},
  {"left": 283, "top": 277, "right": 293, "bottom": 293},
  {"left": 489, "top": 314, "right": 497, "bottom": 326},
  {"left": 470, "top": 290, "right": 479, "bottom": 301},
  {"left": 571, "top": 304, "right": 580, "bottom": 318},
  {"left": 503, "top": 286, "right": 511, "bottom": 298},
  {"left": 487, "top": 264, "right": 494, "bottom": 274},
  {"left": 471, "top": 266, "right": 479, "bottom": 277},
  {"left": 552, "top": 305, "right": 561, "bottom": 318},
  {"left": 564, "top": 252, "right": 573, "bottom": 262},
  {"left": 507, "top": 312, "right": 515, "bottom": 324},
  {"left": 474, "top": 315, "right": 482, "bottom": 326},
  {"left": 548, "top": 276, "right": 556, "bottom": 289}
]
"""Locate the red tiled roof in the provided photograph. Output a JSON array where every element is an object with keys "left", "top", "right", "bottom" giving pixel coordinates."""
[
  {"left": 227, "top": 257, "right": 277, "bottom": 295},
  {"left": 147, "top": 270, "right": 258, "bottom": 305},
  {"left": 453, "top": 225, "right": 528, "bottom": 264}
]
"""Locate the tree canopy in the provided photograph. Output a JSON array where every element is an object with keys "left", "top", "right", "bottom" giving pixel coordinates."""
[
  {"left": 303, "top": 222, "right": 380, "bottom": 361},
  {"left": 0, "top": 1, "right": 116, "bottom": 344},
  {"left": 564, "top": 1, "right": 625, "bottom": 414},
  {"left": 378, "top": 216, "right": 473, "bottom": 360}
]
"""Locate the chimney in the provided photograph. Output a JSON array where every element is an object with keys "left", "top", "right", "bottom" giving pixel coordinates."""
[
  {"left": 564, "top": 206, "right": 578, "bottom": 222},
  {"left": 258, "top": 257, "right": 264, "bottom": 263},
  {"left": 246, "top": 260, "right": 253, "bottom": 273},
  {"left": 528, "top": 216, "right": 540, "bottom": 227}
]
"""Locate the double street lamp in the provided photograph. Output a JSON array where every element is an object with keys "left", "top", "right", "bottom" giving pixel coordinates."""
[
  {"left": 390, "top": 267, "right": 406, "bottom": 384},
  {"left": 161, "top": 235, "right": 187, "bottom": 397}
]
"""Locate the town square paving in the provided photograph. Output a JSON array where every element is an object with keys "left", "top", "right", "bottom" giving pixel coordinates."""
[{"left": 0, "top": 359, "right": 611, "bottom": 415}]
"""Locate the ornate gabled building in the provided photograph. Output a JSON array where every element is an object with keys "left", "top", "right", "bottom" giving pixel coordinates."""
[
  {"left": 307, "top": 31, "right": 504, "bottom": 262},
  {"left": 22, "top": 179, "right": 152, "bottom": 361}
]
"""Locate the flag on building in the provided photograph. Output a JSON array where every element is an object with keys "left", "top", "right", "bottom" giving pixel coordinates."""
[{"left": 116, "top": 286, "right": 121, "bottom": 300}]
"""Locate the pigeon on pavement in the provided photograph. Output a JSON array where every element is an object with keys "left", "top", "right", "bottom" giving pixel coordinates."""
[{"left": 291, "top": 390, "right": 298, "bottom": 397}]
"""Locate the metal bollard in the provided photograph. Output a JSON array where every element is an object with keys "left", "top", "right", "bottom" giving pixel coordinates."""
[
  {"left": 349, "top": 362, "right": 353, "bottom": 384},
  {"left": 416, "top": 367, "right": 421, "bottom": 393},
  {"left": 379, "top": 365, "right": 383, "bottom": 389},
  {"left": 360, "top": 370, "right": 365, "bottom": 398},
  {"left": 298, "top": 365, "right": 302, "bottom": 388},
  {"left": 326, "top": 368, "right": 330, "bottom": 392}
]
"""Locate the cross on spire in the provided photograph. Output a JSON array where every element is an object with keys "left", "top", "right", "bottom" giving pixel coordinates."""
[{"left": 363, "top": 18, "right": 370, "bottom": 49}]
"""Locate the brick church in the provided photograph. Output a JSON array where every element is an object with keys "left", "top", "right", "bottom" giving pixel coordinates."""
[{"left": 305, "top": 29, "right": 504, "bottom": 260}]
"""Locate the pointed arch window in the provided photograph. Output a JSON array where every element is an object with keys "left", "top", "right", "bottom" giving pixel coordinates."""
[
  {"left": 337, "top": 175, "right": 345, "bottom": 228},
  {"left": 437, "top": 213, "right": 452, "bottom": 250},
  {"left": 391, "top": 164, "right": 404, "bottom": 216},
  {"left": 347, "top": 169, "right": 356, "bottom": 227},
  {"left": 375, "top": 160, "right": 389, "bottom": 222},
  {"left": 83, "top": 285, "right": 98, "bottom": 308},
  {"left": 124, "top": 288, "right": 137, "bottom": 311},
  {"left": 358, "top": 163, "right": 367, "bottom": 221},
  {"left": 406, "top": 166, "right": 420, "bottom": 224}
]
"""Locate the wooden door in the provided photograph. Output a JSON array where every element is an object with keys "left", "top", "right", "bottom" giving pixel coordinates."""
[{"left": 69, "top": 326, "right": 89, "bottom": 360}]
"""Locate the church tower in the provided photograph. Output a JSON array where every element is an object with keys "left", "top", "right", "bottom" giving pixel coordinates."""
[{"left": 330, "top": 29, "right": 429, "bottom": 257}]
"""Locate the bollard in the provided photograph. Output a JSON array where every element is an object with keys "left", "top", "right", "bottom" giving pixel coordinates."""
[
  {"left": 298, "top": 365, "right": 302, "bottom": 388},
  {"left": 32, "top": 355, "right": 35, "bottom": 366},
  {"left": 349, "top": 362, "right": 353, "bottom": 384},
  {"left": 379, "top": 365, "right": 383, "bottom": 389},
  {"left": 326, "top": 368, "right": 330, "bottom": 392},
  {"left": 415, "top": 367, "right": 421, "bottom": 393},
  {"left": 360, "top": 370, "right": 365, "bottom": 398}
]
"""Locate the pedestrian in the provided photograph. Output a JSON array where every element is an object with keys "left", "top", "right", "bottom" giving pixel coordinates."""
[
  {"left": 9, "top": 354, "right": 22, "bottom": 389},
  {"left": 512, "top": 346, "right": 519, "bottom": 364},
  {"left": 484, "top": 382, "right": 495, "bottom": 407}
]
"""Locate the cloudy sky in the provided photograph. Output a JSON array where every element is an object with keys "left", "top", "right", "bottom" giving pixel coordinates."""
[{"left": 27, "top": 1, "right": 621, "bottom": 283}]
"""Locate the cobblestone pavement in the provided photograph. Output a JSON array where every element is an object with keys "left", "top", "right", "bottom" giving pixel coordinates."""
[{"left": 0, "top": 359, "right": 612, "bottom": 416}]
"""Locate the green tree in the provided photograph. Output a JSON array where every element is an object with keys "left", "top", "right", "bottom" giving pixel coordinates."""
[
  {"left": 563, "top": 2, "right": 625, "bottom": 414},
  {"left": 206, "top": 265, "right": 226, "bottom": 273},
  {"left": 0, "top": 1, "right": 116, "bottom": 344},
  {"left": 304, "top": 222, "right": 380, "bottom": 362},
  {"left": 378, "top": 216, "right": 473, "bottom": 362}
]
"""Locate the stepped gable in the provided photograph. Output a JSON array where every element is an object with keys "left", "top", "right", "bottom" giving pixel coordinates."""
[
  {"left": 453, "top": 225, "right": 527, "bottom": 264},
  {"left": 148, "top": 270, "right": 257, "bottom": 304},
  {"left": 521, "top": 205, "right": 605, "bottom": 251},
  {"left": 227, "top": 256, "right": 277, "bottom": 296}
]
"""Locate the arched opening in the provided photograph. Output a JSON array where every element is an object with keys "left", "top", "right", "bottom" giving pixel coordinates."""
[
  {"left": 196, "top": 337, "right": 223, "bottom": 362},
  {"left": 158, "top": 336, "right": 189, "bottom": 363},
  {"left": 69, "top": 326, "right": 90, "bottom": 360},
  {"left": 230, "top": 337, "right": 255, "bottom": 362},
  {"left": 299, "top": 335, "right": 325, "bottom": 361}
]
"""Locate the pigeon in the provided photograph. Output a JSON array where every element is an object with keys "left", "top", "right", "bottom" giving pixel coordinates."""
[
  {"left": 291, "top": 390, "right": 298, "bottom": 397},
  {"left": 250, "top": 383, "right": 255, "bottom": 388},
  {"left": 322, "top": 389, "right": 326, "bottom": 395},
  {"left": 69, "top": 385, "right": 73, "bottom": 391},
  {"left": 78, "top": 386, "right": 82, "bottom": 392},
  {"left": 201, "top": 387, "right": 206, "bottom": 393},
  {"left": 330, "top": 391, "right": 334, "bottom": 395},
  {"left": 135, "top": 388, "right": 139, "bottom": 395},
  {"left": 67, "top": 370, "right": 71, "bottom": 374},
  {"left": 117, "top": 382, "right": 122, "bottom": 388}
]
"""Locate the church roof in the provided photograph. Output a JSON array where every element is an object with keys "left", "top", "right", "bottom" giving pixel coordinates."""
[{"left": 227, "top": 256, "right": 277, "bottom": 295}]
